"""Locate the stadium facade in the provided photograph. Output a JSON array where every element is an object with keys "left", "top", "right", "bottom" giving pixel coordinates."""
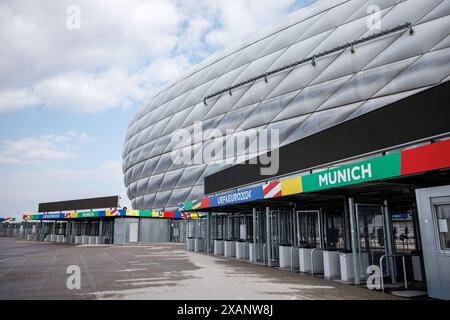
[
  {"left": 122, "top": 0, "right": 450, "bottom": 299},
  {"left": 123, "top": 0, "right": 450, "bottom": 211}
]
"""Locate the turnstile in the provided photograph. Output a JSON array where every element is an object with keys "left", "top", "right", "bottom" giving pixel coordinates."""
[{"left": 296, "top": 210, "right": 324, "bottom": 273}]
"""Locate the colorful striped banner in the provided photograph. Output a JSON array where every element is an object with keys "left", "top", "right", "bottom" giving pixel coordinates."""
[
  {"left": 201, "top": 197, "right": 211, "bottom": 208},
  {"left": 17, "top": 139, "right": 450, "bottom": 219},
  {"left": 210, "top": 186, "right": 264, "bottom": 207},
  {"left": 22, "top": 210, "right": 184, "bottom": 221},
  {"left": 263, "top": 182, "right": 281, "bottom": 198},
  {"left": 181, "top": 139, "right": 450, "bottom": 210},
  {"left": 192, "top": 199, "right": 202, "bottom": 210},
  {"left": 281, "top": 177, "right": 302, "bottom": 196},
  {"left": 401, "top": 139, "right": 450, "bottom": 175},
  {"left": 302, "top": 153, "right": 402, "bottom": 192}
]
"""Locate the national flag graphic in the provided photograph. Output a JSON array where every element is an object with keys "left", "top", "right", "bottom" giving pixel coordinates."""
[
  {"left": 192, "top": 199, "right": 202, "bottom": 210},
  {"left": 263, "top": 182, "right": 281, "bottom": 198}
]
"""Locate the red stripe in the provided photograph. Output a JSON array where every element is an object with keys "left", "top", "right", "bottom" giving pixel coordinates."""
[
  {"left": 264, "top": 182, "right": 278, "bottom": 195},
  {"left": 164, "top": 212, "right": 175, "bottom": 218},
  {"left": 401, "top": 139, "right": 450, "bottom": 175},
  {"left": 201, "top": 197, "right": 211, "bottom": 208}
]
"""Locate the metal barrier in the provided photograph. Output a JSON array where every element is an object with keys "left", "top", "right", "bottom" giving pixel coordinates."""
[
  {"left": 379, "top": 253, "right": 422, "bottom": 292},
  {"left": 310, "top": 248, "right": 322, "bottom": 275},
  {"left": 290, "top": 246, "right": 297, "bottom": 271},
  {"left": 262, "top": 243, "right": 267, "bottom": 264}
]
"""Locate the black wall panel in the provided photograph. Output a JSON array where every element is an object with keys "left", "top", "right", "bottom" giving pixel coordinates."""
[{"left": 205, "top": 82, "right": 450, "bottom": 194}]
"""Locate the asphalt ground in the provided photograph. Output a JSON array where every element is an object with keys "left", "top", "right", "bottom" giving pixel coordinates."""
[{"left": 0, "top": 238, "right": 401, "bottom": 300}]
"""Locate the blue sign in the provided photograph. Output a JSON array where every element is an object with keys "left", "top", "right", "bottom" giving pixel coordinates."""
[
  {"left": 391, "top": 213, "right": 411, "bottom": 221},
  {"left": 210, "top": 186, "right": 264, "bottom": 207},
  {"left": 42, "top": 214, "right": 64, "bottom": 219}
]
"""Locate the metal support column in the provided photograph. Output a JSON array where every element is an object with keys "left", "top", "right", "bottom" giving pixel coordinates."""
[
  {"left": 252, "top": 208, "right": 257, "bottom": 262},
  {"left": 206, "top": 213, "right": 210, "bottom": 254},
  {"left": 343, "top": 196, "right": 352, "bottom": 251},
  {"left": 244, "top": 213, "right": 247, "bottom": 241},
  {"left": 197, "top": 216, "right": 201, "bottom": 240},
  {"left": 319, "top": 208, "right": 325, "bottom": 248},
  {"left": 256, "top": 210, "right": 260, "bottom": 260},
  {"left": 349, "top": 197, "right": 360, "bottom": 285},
  {"left": 184, "top": 216, "right": 188, "bottom": 249},
  {"left": 383, "top": 200, "right": 396, "bottom": 282},
  {"left": 137, "top": 217, "right": 141, "bottom": 244},
  {"left": 99, "top": 219, "right": 103, "bottom": 237},
  {"left": 266, "top": 206, "right": 271, "bottom": 267},
  {"left": 39, "top": 220, "right": 43, "bottom": 241}
]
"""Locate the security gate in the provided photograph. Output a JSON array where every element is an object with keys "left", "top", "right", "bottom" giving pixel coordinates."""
[
  {"left": 350, "top": 200, "right": 395, "bottom": 284},
  {"left": 266, "top": 209, "right": 280, "bottom": 266},
  {"left": 296, "top": 210, "right": 323, "bottom": 248},
  {"left": 355, "top": 204, "right": 387, "bottom": 266}
]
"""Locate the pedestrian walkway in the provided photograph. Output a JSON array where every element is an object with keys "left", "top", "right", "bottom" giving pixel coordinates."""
[{"left": 0, "top": 238, "right": 401, "bottom": 300}]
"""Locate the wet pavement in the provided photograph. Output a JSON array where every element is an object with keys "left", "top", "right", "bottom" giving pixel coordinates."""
[{"left": 0, "top": 238, "right": 401, "bottom": 300}]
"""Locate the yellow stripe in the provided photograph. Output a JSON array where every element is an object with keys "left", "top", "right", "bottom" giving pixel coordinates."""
[
  {"left": 281, "top": 176, "right": 303, "bottom": 196},
  {"left": 126, "top": 210, "right": 139, "bottom": 216},
  {"left": 192, "top": 202, "right": 202, "bottom": 209}
]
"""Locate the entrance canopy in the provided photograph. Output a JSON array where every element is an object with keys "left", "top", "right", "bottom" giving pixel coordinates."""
[
  {"left": 22, "top": 209, "right": 198, "bottom": 221},
  {"left": 183, "top": 139, "right": 450, "bottom": 213}
]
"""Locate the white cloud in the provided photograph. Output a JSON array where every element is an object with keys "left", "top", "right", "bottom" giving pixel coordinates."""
[
  {"left": 0, "top": 0, "right": 305, "bottom": 114},
  {"left": 0, "top": 131, "right": 94, "bottom": 164},
  {"left": 0, "top": 88, "right": 39, "bottom": 113}
]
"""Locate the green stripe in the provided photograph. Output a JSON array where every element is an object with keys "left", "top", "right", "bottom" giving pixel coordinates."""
[
  {"left": 184, "top": 201, "right": 193, "bottom": 211},
  {"left": 303, "top": 153, "right": 401, "bottom": 192},
  {"left": 77, "top": 211, "right": 100, "bottom": 218},
  {"left": 139, "top": 210, "right": 152, "bottom": 217}
]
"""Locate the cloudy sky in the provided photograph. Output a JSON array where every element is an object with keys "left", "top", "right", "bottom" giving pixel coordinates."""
[{"left": 0, "top": 0, "right": 315, "bottom": 219}]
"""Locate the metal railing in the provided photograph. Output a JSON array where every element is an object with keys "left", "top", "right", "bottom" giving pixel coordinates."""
[
  {"left": 310, "top": 248, "right": 323, "bottom": 275},
  {"left": 379, "top": 253, "right": 422, "bottom": 292},
  {"left": 262, "top": 243, "right": 267, "bottom": 264},
  {"left": 290, "top": 246, "right": 299, "bottom": 271},
  {"left": 290, "top": 246, "right": 295, "bottom": 270}
]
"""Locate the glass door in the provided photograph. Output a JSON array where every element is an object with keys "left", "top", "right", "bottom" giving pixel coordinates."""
[
  {"left": 355, "top": 204, "right": 386, "bottom": 266},
  {"left": 353, "top": 203, "right": 395, "bottom": 282}
]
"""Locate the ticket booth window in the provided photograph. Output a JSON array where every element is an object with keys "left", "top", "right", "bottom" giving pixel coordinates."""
[{"left": 435, "top": 204, "right": 450, "bottom": 253}]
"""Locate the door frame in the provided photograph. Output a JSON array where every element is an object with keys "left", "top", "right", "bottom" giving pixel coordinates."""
[
  {"left": 349, "top": 198, "right": 394, "bottom": 285},
  {"left": 295, "top": 210, "right": 323, "bottom": 248}
]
